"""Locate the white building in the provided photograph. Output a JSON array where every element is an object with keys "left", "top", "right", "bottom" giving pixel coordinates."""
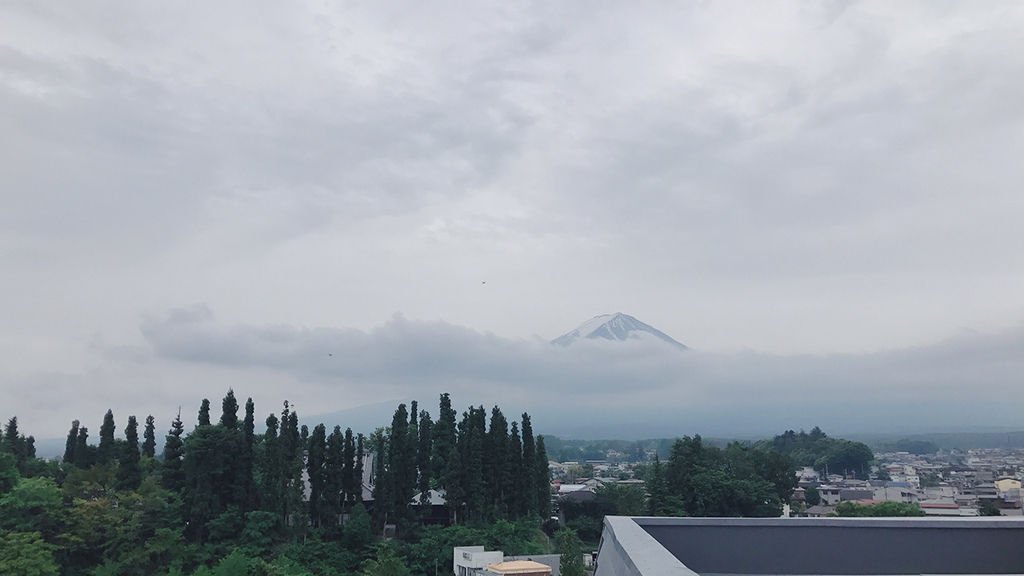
[{"left": 454, "top": 547, "right": 505, "bottom": 576}]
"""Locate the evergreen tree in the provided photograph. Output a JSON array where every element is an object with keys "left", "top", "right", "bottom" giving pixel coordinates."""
[
  {"left": 508, "top": 421, "right": 523, "bottom": 517},
  {"left": 431, "top": 393, "right": 457, "bottom": 491},
  {"left": 259, "top": 413, "right": 284, "bottom": 520},
  {"left": 556, "top": 528, "right": 586, "bottom": 576},
  {"left": 279, "top": 402, "right": 305, "bottom": 530},
  {"left": 117, "top": 415, "right": 142, "bottom": 490},
  {"left": 198, "top": 399, "right": 211, "bottom": 427},
  {"left": 241, "top": 398, "right": 257, "bottom": 510},
  {"left": 535, "top": 435, "right": 551, "bottom": 518},
  {"left": 142, "top": 415, "right": 156, "bottom": 458},
  {"left": 485, "top": 406, "right": 510, "bottom": 518},
  {"left": 162, "top": 410, "right": 186, "bottom": 493},
  {"left": 63, "top": 420, "right": 80, "bottom": 464},
  {"left": 342, "top": 427, "right": 356, "bottom": 507},
  {"left": 324, "top": 426, "right": 345, "bottom": 526},
  {"left": 355, "top": 433, "right": 365, "bottom": 503},
  {"left": 456, "top": 407, "right": 486, "bottom": 522},
  {"left": 646, "top": 455, "right": 667, "bottom": 516},
  {"left": 407, "top": 402, "right": 419, "bottom": 506},
  {"left": 520, "top": 414, "right": 537, "bottom": 517},
  {"left": 24, "top": 436, "right": 35, "bottom": 460},
  {"left": 371, "top": 428, "right": 387, "bottom": 525},
  {"left": 306, "top": 424, "right": 327, "bottom": 527},
  {"left": 3, "top": 416, "right": 20, "bottom": 457},
  {"left": 387, "top": 404, "right": 412, "bottom": 522},
  {"left": 97, "top": 410, "right": 116, "bottom": 465},
  {"left": 416, "top": 410, "right": 433, "bottom": 506},
  {"left": 221, "top": 390, "right": 239, "bottom": 429},
  {"left": 73, "top": 426, "right": 92, "bottom": 468}
]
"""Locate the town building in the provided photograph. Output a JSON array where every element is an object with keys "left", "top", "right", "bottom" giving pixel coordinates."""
[{"left": 595, "top": 516, "right": 1024, "bottom": 576}]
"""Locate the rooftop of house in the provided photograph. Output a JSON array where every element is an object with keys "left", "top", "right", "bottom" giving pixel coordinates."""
[
  {"left": 486, "top": 560, "right": 552, "bottom": 575},
  {"left": 595, "top": 516, "right": 1024, "bottom": 576}
]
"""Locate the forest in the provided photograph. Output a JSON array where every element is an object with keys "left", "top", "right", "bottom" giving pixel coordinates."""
[
  {"left": 0, "top": 392, "right": 558, "bottom": 576},
  {"left": 1, "top": 391, "right": 862, "bottom": 575}
]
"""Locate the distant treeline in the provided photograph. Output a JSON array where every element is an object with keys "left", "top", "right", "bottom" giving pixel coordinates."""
[
  {"left": 0, "top": 391, "right": 553, "bottom": 576},
  {"left": 755, "top": 427, "right": 874, "bottom": 477}
]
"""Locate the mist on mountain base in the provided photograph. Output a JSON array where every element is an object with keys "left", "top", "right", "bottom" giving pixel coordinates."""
[{"left": 127, "top": 305, "right": 1024, "bottom": 440}]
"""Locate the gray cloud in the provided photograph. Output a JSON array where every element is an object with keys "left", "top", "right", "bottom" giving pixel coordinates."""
[
  {"left": 139, "top": 306, "right": 1024, "bottom": 438},
  {"left": 3, "top": 1, "right": 1024, "bottom": 438}
]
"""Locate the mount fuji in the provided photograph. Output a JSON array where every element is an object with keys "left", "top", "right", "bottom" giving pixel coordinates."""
[{"left": 552, "top": 312, "right": 687, "bottom": 350}]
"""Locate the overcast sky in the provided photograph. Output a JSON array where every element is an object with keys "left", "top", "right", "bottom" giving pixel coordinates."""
[{"left": 3, "top": 1, "right": 1024, "bottom": 438}]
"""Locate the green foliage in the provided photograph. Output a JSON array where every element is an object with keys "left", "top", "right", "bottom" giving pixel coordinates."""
[
  {"left": 762, "top": 428, "right": 873, "bottom": 479},
  {"left": 0, "top": 450, "right": 19, "bottom": 495},
  {"left": 556, "top": 528, "right": 586, "bottom": 576},
  {"left": 361, "top": 542, "right": 410, "bottom": 576},
  {"left": 0, "top": 477, "right": 65, "bottom": 541},
  {"left": 804, "top": 486, "right": 821, "bottom": 506},
  {"left": 98, "top": 410, "right": 117, "bottom": 465},
  {"left": 1, "top": 394, "right": 548, "bottom": 575},
  {"left": 118, "top": 415, "right": 143, "bottom": 491},
  {"left": 595, "top": 483, "right": 647, "bottom": 516},
  {"left": 221, "top": 391, "right": 240, "bottom": 430},
  {"left": 212, "top": 549, "right": 252, "bottom": 576},
  {"left": 0, "top": 531, "right": 59, "bottom": 576},
  {"left": 979, "top": 500, "right": 1002, "bottom": 516},
  {"left": 64, "top": 420, "right": 80, "bottom": 464},
  {"left": 656, "top": 436, "right": 792, "bottom": 518},
  {"left": 834, "top": 501, "right": 925, "bottom": 517},
  {"left": 143, "top": 415, "right": 158, "bottom": 459}
]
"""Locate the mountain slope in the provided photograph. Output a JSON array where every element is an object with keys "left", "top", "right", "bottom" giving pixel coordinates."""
[{"left": 552, "top": 312, "right": 687, "bottom": 349}]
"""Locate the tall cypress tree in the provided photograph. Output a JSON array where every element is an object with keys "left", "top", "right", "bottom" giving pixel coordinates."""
[
  {"left": 646, "top": 455, "right": 667, "bottom": 516},
  {"left": 259, "top": 413, "right": 284, "bottom": 520},
  {"left": 198, "top": 399, "right": 211, "bottom": 427},
  {"left": 508, "top": 421, "right": 523, "bottom": 517},
  {"left": 342, "top": 428, "right": 356, "bottom": 506},
  {"left": 280, "top": 403, "right": 305, "bottom": 528},
  {"left": 486, "top": 406, "right": 510, "bottom": 518},
  {"left": 355, "top": 433, "right": 365, "bottom": 503},
  {"left": 118, "top": 415, "right": 142, "bottom": 490},
  {"left": 457, "top": 407, "right": 486, "bottom": 522},
  {"left": 535, "top": 435, "right": 551, "bottom": 518},
  {"left": 325, "top": 426, "right": 345, "bottom": 526},
  {"left": 306, "top": 424, "right": 327, "bottom": 527},
  {"left": 387, "top": 404, "right": 412, "bottom": 522},
  {"left": 407, "top": 402, "right": 419, "bottom": 505},
  {"left": 242, "top": 398, "right": 257, "bottom": 509},
  {"left": 520, "top": 413, "right": 537, "bottom": 517},
  {"left": 432, "top": 393, "right": 457, "bottom": 490},
  {"left": 371, "top": 428, "right": 388, "bottom": 525},
  {"left": 221, "top": 389, "right": 239, "bottom": 429},
  {"left": 74, "top": 426, "right": 92, "bottom": 468},
  {"left": 142, "top": 415, "right": 157, "bottom": 458},
  {"left": 97, "top": 409, "right": 116, "bottom": 465},
  {"left": 417, "top": 410, "right": 433, "bottom": 506},
  {"left": 64, "top": 420, "right": 80, "bottom": 464},
  {"left": 2, "top": 416, "right": 19, "bottom": 456},
  {"left": 162, "top": 410, "right": 186, "bottom": 493}
]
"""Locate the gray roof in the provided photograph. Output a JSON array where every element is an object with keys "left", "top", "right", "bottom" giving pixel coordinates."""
[{"left": 596, "top": 516, "right": 1024, "bottom": 576}]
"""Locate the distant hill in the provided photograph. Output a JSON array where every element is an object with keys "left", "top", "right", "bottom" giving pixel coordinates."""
[
  {"left": 552, "top": 312, "right": 687, "bottom": 349},
  {"left": 850, "top": 430, "right": 1024, "bottom": 452}
]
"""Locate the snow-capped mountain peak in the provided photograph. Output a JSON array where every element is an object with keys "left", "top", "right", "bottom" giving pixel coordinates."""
[{"left": 552, "top": 312, "right": 687, "bottom": 349}]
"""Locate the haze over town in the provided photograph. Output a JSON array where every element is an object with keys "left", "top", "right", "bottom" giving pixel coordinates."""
[{"left": 3, "top": 1, "right": 1024, "bottom": 438}]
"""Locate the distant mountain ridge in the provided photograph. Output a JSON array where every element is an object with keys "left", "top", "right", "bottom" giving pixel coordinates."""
[{"left": 552, "top": 312, "right": 687, "bottom": 349}]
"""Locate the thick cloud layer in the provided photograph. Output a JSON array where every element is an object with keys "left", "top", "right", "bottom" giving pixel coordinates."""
[
  {"left": 3, "top": 2, "right": 1024, "bottom": 437},
  {"left": 139, "top": 306, "right": 1024, "bottom": 438}
]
